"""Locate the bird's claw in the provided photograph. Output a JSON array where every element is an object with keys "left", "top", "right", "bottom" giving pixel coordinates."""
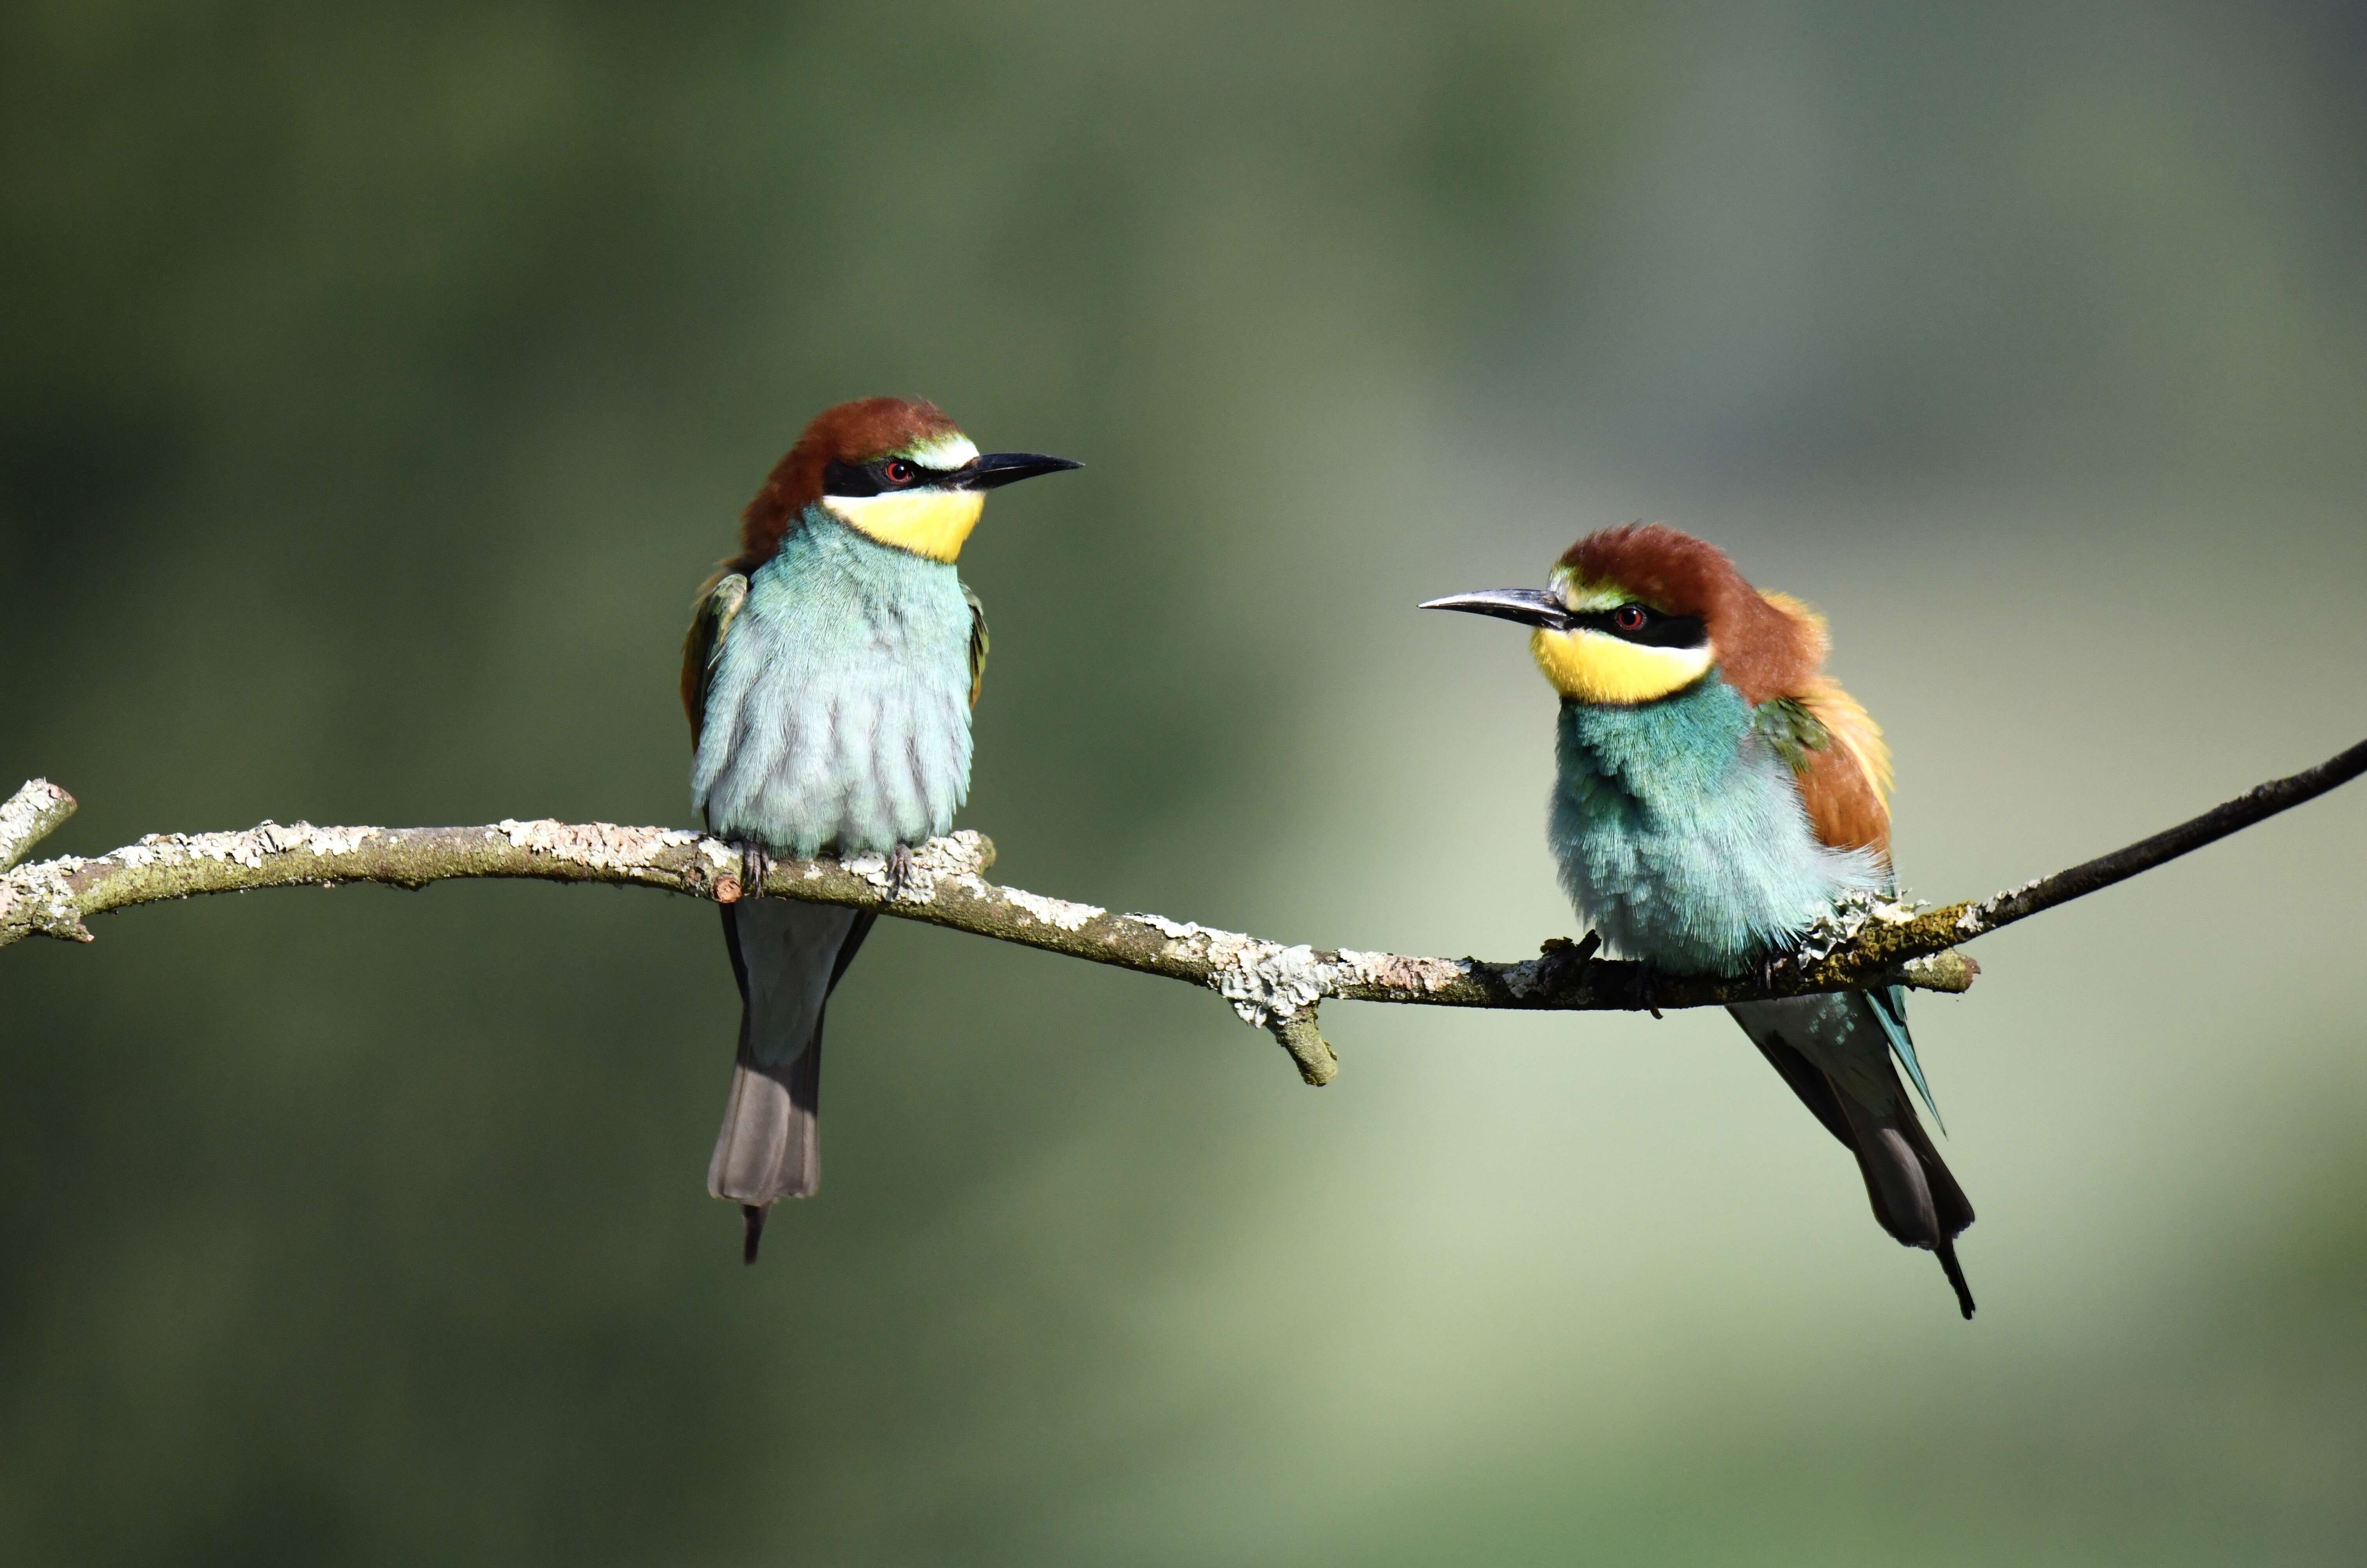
[
  {"left": 738, "top": 841, "right": 777, "bottom": 896},
  {"left": 886, "top": 843, "right": 917, "bottom": 902},
  {"left": 1630, "top": 964, "right": 1663, "bottom": 1020}
]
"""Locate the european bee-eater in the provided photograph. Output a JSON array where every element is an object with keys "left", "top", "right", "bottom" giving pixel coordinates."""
[
  {"left": 683, "top": 397, "right": 1078, "bottom": 1262},
  {"left": 1423, "top": 524, "right": 1975, "bottom": 1318}
]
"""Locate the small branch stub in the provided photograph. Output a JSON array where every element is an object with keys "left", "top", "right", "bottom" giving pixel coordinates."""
[
  {"left": 0, "top": 780, "right": 76, "bottom": 873},
  {"left": 1267, "top": 1008, "right": 1340, "bottom": 1087}
]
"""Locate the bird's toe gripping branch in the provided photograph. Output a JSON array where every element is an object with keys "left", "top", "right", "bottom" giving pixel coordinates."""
[
  {"left": 731, "top": 842, "right": 778, "bottom": 903},
  {"left": 885, "top": 843, "right": 918, "bottom": 902}
]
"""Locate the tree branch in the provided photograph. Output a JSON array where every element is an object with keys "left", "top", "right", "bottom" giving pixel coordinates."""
[
  {"left": 5, "top": 735, "right": 2358, "bottom": 1084},
  {"left": 1758, "top": 734, "right": 2367, "bottom": 992},
  {"left": 0, "top": 779, "right": 76, "bottom": 872}
]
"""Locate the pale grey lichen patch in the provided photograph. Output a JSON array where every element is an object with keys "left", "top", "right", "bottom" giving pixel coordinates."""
[
  {"left": 1338, "top": 948, "right": 1468, "bottom": 996},
  {"left": 314, "top": 824, "right": 371, "bottom": 855},
  {"left": 0, "top": 781, "right": 66, "bottom": 831},
  {"left": 496, "top": 819, "right": 698, "bottom": 871},
  {"left": 261, "top": 822, "right": 378, "bottom": 857},
  {"left": 1121, "top": 914, "right": 1340, "bottom": 1024},
  {"left": 0, "top": 780, "right": 74, "bottom": 871},
  {"left": 698, "top": 839, "right": 738, "bottom": 871},
  {"left": 1122, "top": 914, "right": 1241, "bottom": 969},
  {"left": 105, "top": 821, "right": 385, "bottom": 872},
  {"left": 935, "top": 829, "right": 991, "bottom": 878},
  {"left": 1962, "top": 878, "right": 2042, "bottom": 929},
  {"left": 1004, "top": 888, "right": 1104, "bottom": 931},
  {"left": 0, "top": 856, "right": 93, "bottom": 940},
  {"left": 1211, "top": 940, "right": 1336, "bottom": 1026},
  {"left": 1792, "top": 889, "right": 1929, "bottom": 963},
  {"left": 1900, "top": 951, "right": 1975, "bottom": 988},
  {"left": 841, "top": 830, "right": 991, "bottom": 904}
]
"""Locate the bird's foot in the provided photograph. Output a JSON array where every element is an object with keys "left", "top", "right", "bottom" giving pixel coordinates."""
[
  {"left": 738, "top": 841, "right": 777, "bottom": 898},
  {"left": 885, "top": 843, "right": 918, "bottom": 902},
  {"left": 1629, "top": 964, "right": 1664, "bottom": 1020},
  {"left": 1754, "top": 950, "right": 1786, "bottom": 998}
]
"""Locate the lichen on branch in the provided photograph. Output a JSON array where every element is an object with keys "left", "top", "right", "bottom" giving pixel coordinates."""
[
  {"left": 0, "top": 793, "right": 1967, "bottom": 1082},
  {"left": 6, "top": 734, "right": 2359, "bottom": 1084},
  {"left": 0, "top": 779, "right": 77, "bottom": 873}
]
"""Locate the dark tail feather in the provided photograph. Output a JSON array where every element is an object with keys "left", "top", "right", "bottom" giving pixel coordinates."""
[
  {"left": 1936, "top": 1237, "right": 1975, "bottom": 1320},
  {"left": 707, "top": 900, "right": 873, "bottom": 1258},
  {"left": 1890, "top": 1099, "right": 1977, "bottom": 1320},
  {"left": 707, "top": 1023, "right": 824, "bottom": 1208},
  {"left": 1744, "top": 1028, "right": 1856, "bottom": 1152},
  {"left": 1886, "top": 1095, "right": 1975, "bottom": 1242},
  {"left": 1732, "top": 999, "right": 1976, "bottom": 1319},
  {"left": 1837, "top": 1091, "right": 1977, "bottom": 1319}
]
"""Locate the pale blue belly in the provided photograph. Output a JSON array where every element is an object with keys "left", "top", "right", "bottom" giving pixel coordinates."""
[
  {"left": 691, "top": 519, "right": 974, "bottom": 857},
  {"left": 1548, "top": 678, "right": 1886, "bottom": 975}
]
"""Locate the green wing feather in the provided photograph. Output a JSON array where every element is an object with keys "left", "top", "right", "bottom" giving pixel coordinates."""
[
  {"left": 965, "top": 585, "right": 988, "bottom": 710},
  {"left": 1752, "top": 695, "right": 1832, "bottom": 775},
  {"left": 682, "top": 571, "right": 749, "bottom": 747}
]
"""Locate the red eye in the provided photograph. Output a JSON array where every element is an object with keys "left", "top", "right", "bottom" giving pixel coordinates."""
[
  {"left": 881, "top": 459, "right": 916, "bottom": 486},
  {"left": 1614, "top": 604, "right": 1648, "bottom": 632}
]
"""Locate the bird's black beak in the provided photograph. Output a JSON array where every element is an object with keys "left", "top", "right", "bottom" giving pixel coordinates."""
[
  {"left": 956, "top": 452, "right": 1084, "bottom": 490},
  {"left": 1417, "top": 588, "right": 1572, "bottom": 629}
]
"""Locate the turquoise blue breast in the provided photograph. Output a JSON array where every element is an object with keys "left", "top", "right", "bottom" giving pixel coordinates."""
[
  {"left": 692, "top": 513, "right": 975, "bottom": 856},
  {"left": 1548, "top": 675, "right": 1887, "bottom": 975}
]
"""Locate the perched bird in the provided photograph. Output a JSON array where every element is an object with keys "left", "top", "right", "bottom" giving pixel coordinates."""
[
  {"left": 1422, "top": 524, "right": 1975, "bottom": 1318},
  {"left": 683, "top": 397, "right": 1079, "bottom": 1262}
]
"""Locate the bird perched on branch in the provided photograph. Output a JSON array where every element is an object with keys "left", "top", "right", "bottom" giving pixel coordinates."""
[
  {"left": 1422, "top": 525, "right": 1975, "bottom": 1318},
  {"left": 683, "top": 397, "right": 1079, "bottom": 1262}
]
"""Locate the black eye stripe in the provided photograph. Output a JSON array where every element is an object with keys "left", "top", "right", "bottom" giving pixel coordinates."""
[
  {"left": 1564, "top": 606, "right": 1708, "bottom": 649},
  {"left": 822, "top": 458, "right": 959, "bottom": 497}
]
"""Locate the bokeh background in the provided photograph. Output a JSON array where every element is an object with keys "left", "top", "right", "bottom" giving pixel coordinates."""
[{"left": 5, "top": 1, "right": 2365, "bottom": 1561}]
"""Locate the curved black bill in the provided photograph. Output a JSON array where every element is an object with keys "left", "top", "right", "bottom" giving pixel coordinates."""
[
  {"left": 1417, "top": 588, "right": 1571, "bottom": 629},
  {"left": 957, "top": 452, "right": 1084, "bottom": 490}
]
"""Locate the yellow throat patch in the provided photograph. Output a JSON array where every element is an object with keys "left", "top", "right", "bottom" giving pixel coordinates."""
[
  {"left": 1529, "top": 626, "right": 1713, "bottom": 705},
  {"left": 822, "top": 489, "right": 985, "bottom": 563}
]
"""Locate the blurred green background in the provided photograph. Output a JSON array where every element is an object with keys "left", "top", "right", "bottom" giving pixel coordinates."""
[{"left": 5, "top": 0, "right": 2365, "bottom": 1561}]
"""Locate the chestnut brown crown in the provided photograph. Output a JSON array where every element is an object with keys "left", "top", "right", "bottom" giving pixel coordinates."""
[
  {"left": 1557, "top": 523, "right": 1825, "bottom": 707},
  {"left": 734, "top": 397, "right": 966, "bottom": 572}
]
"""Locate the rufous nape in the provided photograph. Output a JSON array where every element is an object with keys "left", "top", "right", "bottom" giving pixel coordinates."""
[
  {"left": 684, "top": 397, "right": 1079, "bottom": 1262},
  {"left": 1424, "top": 524, "right": 1975, "bottom": 1317}
]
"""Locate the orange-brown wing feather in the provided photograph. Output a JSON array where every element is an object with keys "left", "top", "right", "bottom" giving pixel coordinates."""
[{"left": 1794, "top": 679, "right": 1893, "bottom": 859}]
